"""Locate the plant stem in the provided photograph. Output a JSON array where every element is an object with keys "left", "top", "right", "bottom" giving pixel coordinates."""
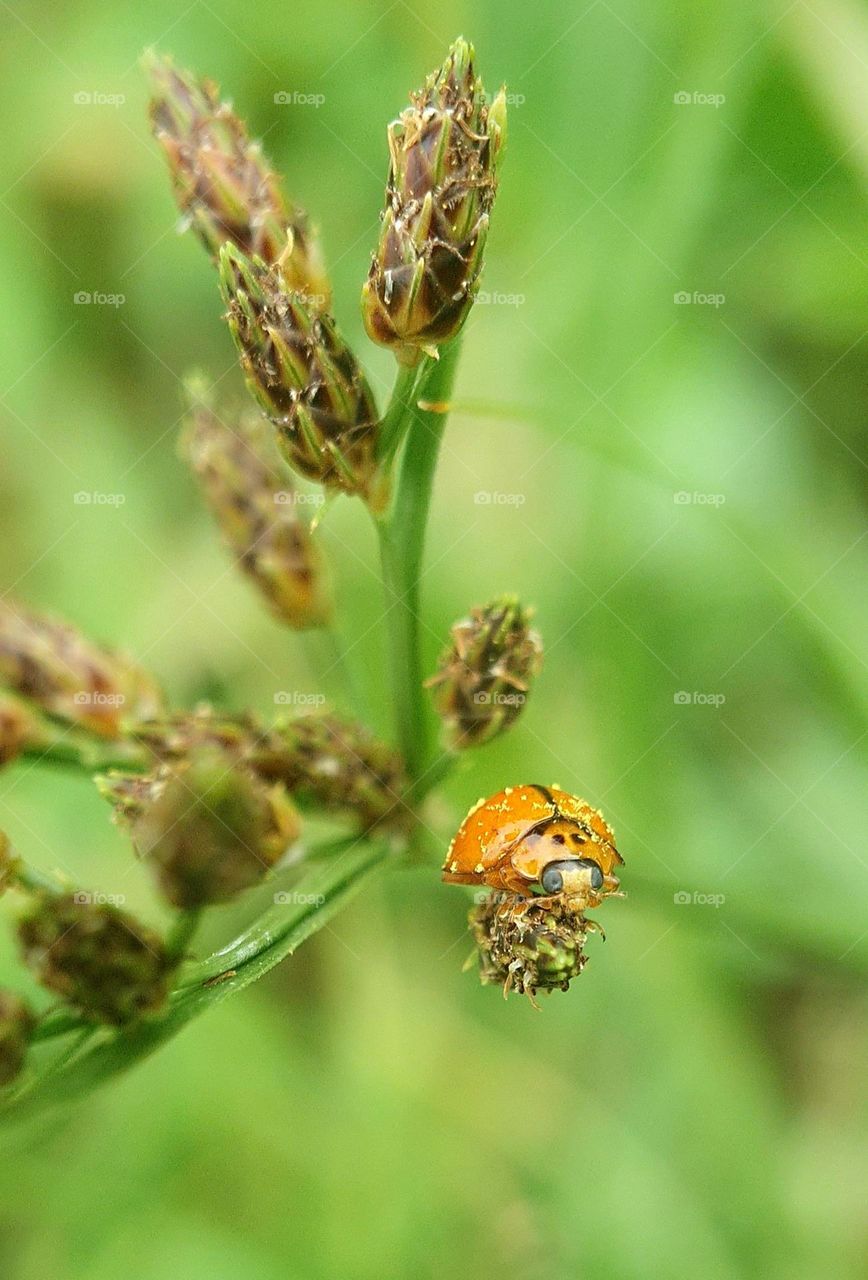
[
  {"left": 8, "top": 859, "right": 67, "bottom": 897},
  {"left": 11, "top": 843, "right": 389, "bottom": 1111},
  {"left": 375, "top": 361, "right": 426, "bottom": 465},
  {"left": 375, "top": 338, "right": 462, "bottom": 781},
  {"left": 19, "top": 731, "right": 150, "bottom": 775},
  {"left": 164, "top": 908, "right": 203, "bottom": 966},
  {"left": 27, "top": 835, "right": 379, "bottom": 1044}
]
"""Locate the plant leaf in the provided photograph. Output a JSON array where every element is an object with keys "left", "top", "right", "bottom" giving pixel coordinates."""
[{"left": 0, "top": 841, "right": 387, "bottom": 1124}]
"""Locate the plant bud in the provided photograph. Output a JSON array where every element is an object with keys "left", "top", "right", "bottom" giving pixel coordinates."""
[
  {"left": 181, "top": 379, "right": 333, "bottom": 628},
  {"left": 470, "top": 894, "right": 588, "bottom": 1000},
  {"left": 129, "top": 746, "right": 300, "bottom": 908},
  {"left": 220, "top": 244, "right": 382, "bottom": 504},
  {"left": 0, "top": 990, "right": 35, "bottom": 1087},
  {"left": 0, "top": 599, "right": 163, "bottom": 738},
  {"left": 17, "top": 895, "right": 172, "bottom": 1026},
  {"left": 426, "top": 595, "right": 541, "bottom": 749},
  {"left": 144, "top": 51, "right": 330, "bottom": 305},
  {"left": 263, "top": 713, "right": 406, "bottom": 829},
  {"left": 363, "top": 37, "right": 507, "bottom": 363}
]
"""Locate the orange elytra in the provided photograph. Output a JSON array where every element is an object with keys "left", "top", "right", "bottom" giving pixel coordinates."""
[{"left": 443, "top": 784, "right": 623, "bottom": 910}]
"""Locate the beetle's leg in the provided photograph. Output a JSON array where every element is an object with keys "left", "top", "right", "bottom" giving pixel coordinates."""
[{"left": 584, "top": 915, "right": 606, "bottom": 941}]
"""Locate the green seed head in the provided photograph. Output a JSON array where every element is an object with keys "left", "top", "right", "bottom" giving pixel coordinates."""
[
  {"left": 219, "top": 245, "right": 381, "bottom": 504},
  {"left": 181, "top": 378, "right": 334, "bottom": 629},
  {"left": 0, "top": 599, "right": 163, "bottom": 738},
  {"left": 470, "top": 894, "right": 588, "bottom": 998},
  {"left": 18, "top": 896, "right": 172, "bottom": 1026},
  {"left": 144, "top": 51, "right": 330, "bottom": 305},
  {"left": 427, "top": 595, "right": 542, "bottom": 749},
  {"left": 363, "top": 37, "right": 507, "bottom": 363},
  {"left": 264, "top": 713, "right": 406, "bottom": 830},
  {"left": 129, "top": 746, "right": 300, "bottom": 909}
]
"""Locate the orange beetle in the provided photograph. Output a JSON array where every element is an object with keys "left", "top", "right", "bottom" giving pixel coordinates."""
[{"left": 443, "top": 784, "right": 624, "bottom": 911}]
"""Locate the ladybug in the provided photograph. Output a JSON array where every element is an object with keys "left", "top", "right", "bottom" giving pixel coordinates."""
[{"left": 443, "top": 784, "right": 623, "bottom": 910}]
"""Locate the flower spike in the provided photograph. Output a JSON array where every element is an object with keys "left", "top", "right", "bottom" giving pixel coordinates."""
[
  {"left": 362, "top": 37, "right": 507, "bottom": 364},
  {"left": 219, "top": 244, "right": 383, "bottom": 505},
  {"left": 144, "top": 50, "right": 330, "bottom": 305}
]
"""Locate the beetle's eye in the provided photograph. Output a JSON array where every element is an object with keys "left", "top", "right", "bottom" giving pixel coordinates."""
[
  {"left": 541, "top": 864, "right": 564, "bottom": 894},
  {"left": 575, "top": 857, "right": 604, "bottom": 890}
]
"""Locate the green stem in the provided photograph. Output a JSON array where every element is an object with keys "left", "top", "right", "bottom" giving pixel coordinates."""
[
  {"left": 375, "top": 339, "right": 463, "bottom": 781},
  {"left": 27, "top": 835, "right": 381, "bottom": 1045},
  {"left": 164, "top": 908, "right": 203, "bottom": 966},
  {"left": 20, "top": 732, "right": 150, "bottom": 775},
  {"left": 375, "top": 361, "right": 426, "bottom": 466},
  {"left": 8, "top": 859, "right": 68, "bottom": 897},
  {"left": 8, "top": 844, "right": 389, "bottom": 1115}
]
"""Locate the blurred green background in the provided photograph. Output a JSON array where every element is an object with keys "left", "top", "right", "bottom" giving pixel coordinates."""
[{"left": 1, "top": 0, "right": 866, "bottom": 1276}]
